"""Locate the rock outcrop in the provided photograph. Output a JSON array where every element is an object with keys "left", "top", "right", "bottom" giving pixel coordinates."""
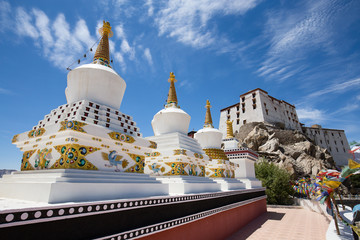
[{"left": 235, "top": 122, "right": 336, "bottom": 178}]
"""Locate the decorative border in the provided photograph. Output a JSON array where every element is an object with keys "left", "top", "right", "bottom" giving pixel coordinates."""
[
  {"left": 0, "top": 188, "right": 265, "bottom": 228},
  {"left": 99, "top": 195, "right": 267, "bottom": 240}
]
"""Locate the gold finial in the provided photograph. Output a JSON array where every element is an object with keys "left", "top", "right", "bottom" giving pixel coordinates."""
[
  {"left": 93, "top": 21, "right": 113, "bottom": 68},
  {"left": 204, "top": 99, "right": 213, "bottom": 128},
  {"left": 226, "top": 120, "right": 234, "bottom": 138},
  {"left": 166, "top": 72, "right": 178, "bottom": 106}
]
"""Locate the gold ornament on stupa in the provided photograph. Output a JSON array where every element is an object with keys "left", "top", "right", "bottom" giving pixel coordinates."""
[
  {"left": 93, "top": 21, "right": 113, "bottom": 68},
  {"left": 226, "top": 120, "right": 234, "bottom": 139},
  {"left": 166, "top": 72, "right": 178, "bottom": 107},
  {"left": 204, "top": 100, "right": 213, "bottom": 128}
]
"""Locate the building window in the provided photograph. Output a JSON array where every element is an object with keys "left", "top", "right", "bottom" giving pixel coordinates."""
[
  {"left": 252, "top": 99, "right": 256, "bottom": 104},
  {"left": 227, "top": 109, "right": 230, "bottom": 114},
  {"left": 343, "top": 147, "right": 346, "bottom": 152},
  {"left": 243, "top": 120, "right": 247, "bottom": 124},
  {"left": 253, "top": 104, "right": 256, "bottom": 109},
  {"left": 252, "top": 93, "right": 256, "bottom": 98},
  {"left": 274, "top": 107, "right": 277, "bottom": 111},
  {"left": 329, "top": 147, "right": 332, "bottom": 152},
  {"left": 242, "top": 108, "right": 245, "bottom": 113},
  {"left": 341, "top": 140, "right": 343, "bottom": 145},
  {"left": 327, "top": 140, "right": 329, "bottom": 144},
  {"left": 237, "top": 119, "right": 240, "bottom": 125},
  {"left": 265, "top": 109, "right": 269, "bottom": 115},
  {"left": 320, "top": 140, "right": 323, "bottom": 144},
  {"left": 227, "top": 116, "right": 230, "bottom": 120},
  {"left": 338, "top": 132, "right": 341, "bottom": 137},
  {"left": 331, "top": 133, "right": 334, "bottom": 136},
  {"left": 242, "top": 97, "right": 245, "bottom": 102},
  {"left": 264, "top": 103, "right": 267, "bottom": 107},
  {"left": 237, "top": 113, "right": 240, "bottom": 118},
  {"left": 236, "top": 106, "right": 239, "bottom": 111},
  {"left": 334, "top": 140, "right": 337, "bottom": 145}
]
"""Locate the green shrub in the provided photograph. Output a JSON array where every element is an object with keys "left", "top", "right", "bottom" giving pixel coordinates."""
[{"left": 255, "top": 161, "right": 294, "bottom": 205}]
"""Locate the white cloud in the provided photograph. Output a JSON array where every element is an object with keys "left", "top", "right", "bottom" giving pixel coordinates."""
[
  {"left": 114, "top": 52, "right": 126, "bottom": 72},
  {"left": 257, "top": 0, "right": 340, "bottom": 81},
  {"left": 0, "top": 87, "right": 12, "bottom": 95},
  {"left": 155, "top": 0, "right": 259, "bottom": 49},
  {"left": 114, "top": 24, "right": 126, "bottom": 39},
  {"left": 0, "top": 1, "right": 11, "bottom": 32},
  {"left": 120, "top": 39, "right": 135, "bottom": 60},
  {"left": 32, "top": 9, "right": 53, "bottom": 54},
  {"left": 143, "top": 48, "right": 153, "bottom": 65},
  {"left": 307, "top": 78, "right": 360, "bottom": 98},
  {"left": 297, "top": 107, "right": 326, "bottom": 123},
  {"left": 15, "top": 7, "right": 39, "bottom": 39},
  {"left": 145, "top": 0, "right": 154, "bottom": 17}
]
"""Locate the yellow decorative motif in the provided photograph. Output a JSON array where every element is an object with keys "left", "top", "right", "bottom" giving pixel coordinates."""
[
  {"left": 164, "top": 162, "right": 189, "bottom": 176},
  {"left": 92, "top": 137, "right": 102, "bottom": 142},
  {"left": 50, "top": 144, "right": 99, "bottom": 170},
  {"left": 59, "top": 120, "right": 87, "bottom": 133},
  {"left": 208, "top": 168, "right": 226, "bottom": 178},
  {"left": 49, "top": 135, "right": 56, "bottom": 139},
  {"left": 28, "top": 128, "right": 46, "bottom": 138},
  {"left": 198, "top": 165, "right": 206, "bottom": 177},
  {"left": 32, "top": 144, "right": 38, "bottom": 148},
  {"left": 121, "top": 148, "right": 129, "bottom": 152},
  {"left": 101, "top": 144, "right": 110, "bottom": 149},
  {"left": 166, "top": 72, "right": 178, "bottom": 107},
  {"left": 36, "top": 138, "right": 42, "bottom": 142},
  {"left": 102, "top": 150, "right": 128, "bottom": 171},
  {"left": 24, "top": 141, "right": 29, "bottom": 145},
  {"left": 125, "top": 153, "right": 145, "bottom": 173},
  {"left": 134, "top": 146, "right": 141, "bottom": 150},
  {"left": 108, "top": 132, "right": 135, "bottom": 144},
  {"left": 65, "top": 137, "right": 78, "bottom": 142},
  {"left": 148, "top": 163, "right": 166, "bottom": 174},
  {"left": 12, "top": 134, "right": 19, "bottom": 143},
  {"left": 93, "top": 21, "right": 113, "bottom": 67},
  {"left": 148, "top": 141, "right": 157, "bottom": 149},
  {"left": 115, "top": 142, "right": 123, "bottom": 146},
  {"left": 34, "top": 148, "right": 52, "bottom": 169},
  {"left": 204, "top": 148, "right": 228, "bottom": 160},
  {"left": 174, "top": 149, "right": 187, "bottom": 155},
  {"left": 21, "top": 150, "right": 36, "bottom": 171},
  {"left": 194, "top": 153, "right": 204, "bottom": 159},
  {"left": 46, "top": 142, "right": 53, "bottom": 145}
]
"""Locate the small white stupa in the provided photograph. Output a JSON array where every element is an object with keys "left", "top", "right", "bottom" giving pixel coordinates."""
[
  {"left": 0, "top": 21, "right": 167, "bottom": 203},
  {"left": 222, "top": 120, "right": 262, "bottom": 188},
  {"left": 145, "top": 73, "right": 221, "bottom": 194},
  {"left": 194, "top": 100, "right": 245, "bottom": 190}
]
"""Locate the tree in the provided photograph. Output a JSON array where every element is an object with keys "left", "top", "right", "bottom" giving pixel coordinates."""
[{"left": 255, "top": 160, "right": 294, "bottom": 205}]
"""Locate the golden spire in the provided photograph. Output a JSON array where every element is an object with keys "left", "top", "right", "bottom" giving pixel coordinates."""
[
  {"left": 166, "top": 72, "right": 178, "bottom": 107},
  {"left": 226, "top": 120, "right": 234, "bottom": 138},
  {"left": 93, "top": 21, "right": 113, "bottom": 68},
  {"left": 204, "top": 99, "right": 213, "bottom": 128}
]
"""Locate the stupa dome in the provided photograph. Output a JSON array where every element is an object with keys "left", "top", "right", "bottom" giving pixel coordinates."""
[
  {"left": 151, "top": 72, "right": 190, "bottom": 136},
  {"left": 65, "top": 63, "right": 126, "bottom": 110},
  {"left": 194, "top": 100, "right": 223, "bottom": 149},
  {"left": 65, "top": 21, "right": 126, "bottom": 110}
]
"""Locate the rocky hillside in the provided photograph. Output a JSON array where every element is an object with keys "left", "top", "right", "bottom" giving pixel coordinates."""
[{"left": 235, "top": 122, "right": 336, "bottom": 178}]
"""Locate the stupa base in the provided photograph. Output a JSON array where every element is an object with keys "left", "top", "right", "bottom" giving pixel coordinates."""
[
  {"left": 154, "top": 175, "right": 221, "bottom": 195},
  {"left": 0, "top": 188, "right": 266, "bottom": 240},
  {"left": 0, "top": 169, "right": 168, "bottom": 203},
  {"left": 211, "top": 178, "right": 246, "bottom": 191},
  {"left": 237, "top": 177, "right": 263, "bottom": 189}
]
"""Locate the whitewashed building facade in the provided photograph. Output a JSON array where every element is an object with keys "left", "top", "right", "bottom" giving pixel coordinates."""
[{"left": 219, "top": 88, "right": 351, "bottom": 166}]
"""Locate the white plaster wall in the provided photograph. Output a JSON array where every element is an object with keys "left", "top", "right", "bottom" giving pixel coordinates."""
[{"left": 303, "top": 127, "right": 351, "bottom": 166}]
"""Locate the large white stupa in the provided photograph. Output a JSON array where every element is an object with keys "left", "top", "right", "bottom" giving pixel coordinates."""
[{"left": 0, "top": 21, "right": 167, "bottom": 203}]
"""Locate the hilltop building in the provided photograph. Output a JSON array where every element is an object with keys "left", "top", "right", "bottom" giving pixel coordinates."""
[{"left": 219, "top": 88, "right": 351, "bottom": 166}]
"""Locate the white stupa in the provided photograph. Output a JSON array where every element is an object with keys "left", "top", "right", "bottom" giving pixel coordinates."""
[
  {"left": 194, "top": 100, "right": 245, "bottom": 190},
  {"left": 222, "top": 120, "right": 262, "bottom": 188},
  {"left": 0, "top": 21, "right": 167, "bottom": 203},
  {"left": 145, "top": 73, "right": 221, "bottom": 194}
]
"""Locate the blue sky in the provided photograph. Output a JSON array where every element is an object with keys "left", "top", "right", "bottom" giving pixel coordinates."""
[{"left": 1, "top": 0, "right": 360, "bottom": 170}]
